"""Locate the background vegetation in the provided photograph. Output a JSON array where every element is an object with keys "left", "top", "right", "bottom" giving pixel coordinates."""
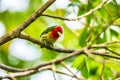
[{"left": 0, "top": 0, "right": 120, "bottom": 80}]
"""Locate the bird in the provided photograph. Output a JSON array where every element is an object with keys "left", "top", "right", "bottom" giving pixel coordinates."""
[{"left": 40, "top": 25, "right": 63, "bottom": 48}]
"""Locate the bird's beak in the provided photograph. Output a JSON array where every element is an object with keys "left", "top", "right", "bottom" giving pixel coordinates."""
[{"left": 57, "top": 31, "right": 62, "bottom": 36}]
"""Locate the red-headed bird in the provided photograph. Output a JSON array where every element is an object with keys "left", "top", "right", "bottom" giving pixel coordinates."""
[{"left": 40, "top": 25, "right": 63, "bottom": 47}]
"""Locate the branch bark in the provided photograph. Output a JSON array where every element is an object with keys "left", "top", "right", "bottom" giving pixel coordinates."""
[
  {"left": 0, "top": 0, "right": 56, "bottom": 45},
  {"left": 19, "top": 34, "right": 75, "bottom": 53},
  {"left": 0, "top": 0, "right": 120, "bottom": 79},
  {"left": 41, "top": 0, "right": 108, "bottom": 21}
]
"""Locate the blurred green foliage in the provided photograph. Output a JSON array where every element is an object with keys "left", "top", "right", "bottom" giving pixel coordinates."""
[{"left": 0, "top": 0, "right": 120, "bottom": 80}]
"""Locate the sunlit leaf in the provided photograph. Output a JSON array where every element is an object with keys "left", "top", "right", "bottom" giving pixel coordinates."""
[
  {"left": 110, "top": 28, "right": 119, "bottom": 37},
  {"left": 103, "top": 28, "right": 111, "bottom": 42},
  {"left": 103, "top": 67, "right": 115, "bottom": 80},
  {"left": 105, "top": 2, "right": 119, "bottom": 18},
  {"left": 72, "top": 55, "right": 89, "bottom": 78},
  {"left": 41, "top": 49, "right": 58, "bottom": 61},
  {"left": 80, "top": 58, "right": 89, "bottom": 78},
  {"left": 79, "top": 27, "right": 88, "bottom": 47},
  {"left": 72, "top": 54, "right": 85, "bottom": 68}
]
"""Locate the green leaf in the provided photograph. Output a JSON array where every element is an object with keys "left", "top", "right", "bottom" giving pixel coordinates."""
[
  {"left": 103, "top": 67, "right": 115, "bottom": 80},
  {"left": 41, "top": 49, "right": 58, "bottom": 61},
  {"left": 79, "top": 28, "right": 88, "bottom": 47},
  {"left": 72, "top": 55, "right": 89, "bottom": 78},
  {"left": 105, "top": 2, "right": 119, "bottom": 18},
  {"left": 72, "top": 54, "right": 85, "bottom": 68},
  {"left": 86, "top": 15, "right": 92, "bottom": 26},
  {"left": 104, "top": 28, "right": 111, "bottom": 42},
  {"left": 0, "top": 47, "right": 9, "bottom": 65},
  {"left": 110, "top": 28, "right": 119, "bottom": 37},
  {"left": 78, "top": 6, "right": 86, "bottom": 16},
  {"left": 80, "top": 59, "right": 89, "bottom": 78}
]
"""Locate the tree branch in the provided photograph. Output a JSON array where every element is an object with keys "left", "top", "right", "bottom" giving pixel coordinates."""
[
  {"left": 0, "top": 0, "right": 56, "bottom": 45},
  {"left": 0, "top": 48, "right": 83, "bottom": 73},
  {"left": 0, "top": 64, "right": 25, "bottom": 72},
  {"left": 0, "top": 44, "right": 119, "bottom": 78},
  {"left": 0, "top": 37, "right": 120, "bottom": 74},
  {"left": 14, "top": 0, "right": 56, "bottom": 33},
  {"left": 0, "top": 0, "right": 108, "bottom": 46},
  {"left": 42, "top": 0, "right": 108, "bottom": 21},
  {"left": 19, "top": 34, "right": 75, "bottom": 53},
  {"left": 0, "top": 0, "right": 119, "bottom": 79},
  {"left": 10, "top": 66, "right": 51, "bottom": 78},
  {"left": 105, "top": 48, "right": 120, "bottom": 56},
  {"left": 92, "top": 51, "right": 120, "bottom": 59},
  {"left": 0, "top": 66, "right": 51, "bottom": 79},
  {"left": 60, "top": 62, "right": 80, "bottom": 79}
]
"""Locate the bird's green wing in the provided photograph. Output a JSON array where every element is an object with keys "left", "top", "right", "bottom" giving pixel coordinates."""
[{"left": 40, "top": 26, "right": 56, "bottom": 37}]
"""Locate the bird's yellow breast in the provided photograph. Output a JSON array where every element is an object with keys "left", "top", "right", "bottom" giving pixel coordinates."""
[{"left": 46, "top": 32, "right": 58, "bottom": 43}]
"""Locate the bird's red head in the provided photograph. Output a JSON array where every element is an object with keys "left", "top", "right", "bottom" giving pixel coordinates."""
[{"left": 52, "top": 25, "right": 63, "bottom": 38}]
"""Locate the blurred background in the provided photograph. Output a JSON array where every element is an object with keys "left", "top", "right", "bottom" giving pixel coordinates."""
[{"left": 0, "top": 0, "right": 120, "bottom": 80}]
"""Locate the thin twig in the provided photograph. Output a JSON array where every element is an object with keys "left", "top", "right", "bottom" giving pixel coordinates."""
[
  {"left": 105, "top": 41, "right": 120, "bottom": 45},
  {"left": 105, "top": 48, "right": 120, "bottom": 57},
  {"left": 55, "top": 70, "right": 84, "bottom": 80},
  {"left": 10, "top": 66, "right": 51, "bottom": 78},
  {"left": 52, "top": 63, "right": 57, "bottom": 80},
  {"left": 60, "top": 62, "right": 80, "bottom": 80},
  {"left": 61, "top": 62, "right": 74, "bottom": 75},
  {"left": 42, "top": 0, "right": 108, "bottom": 21},
  {"left": 91, "top": 41, "right": 120, "bottom": 48},
  {"left": 0, "top": 76, "right": 13, "bottom": 80},
  {"left": 42, "top": 14, "right": 71, "bottom": 21},
  {"left": 55, "top": 70, "right": 75, "bottom": 78},
  {"left": 0, "top": 64, "right": 25, "bottom": 72},
  {"left": 0, "top": 66, "right": 51, "bottom": 79},
  {"left": 92, "top": 51, "right": 120, "bottom": 59},
  {"left": 52, "top": 70, "right": 57, "bottom": 80}
]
